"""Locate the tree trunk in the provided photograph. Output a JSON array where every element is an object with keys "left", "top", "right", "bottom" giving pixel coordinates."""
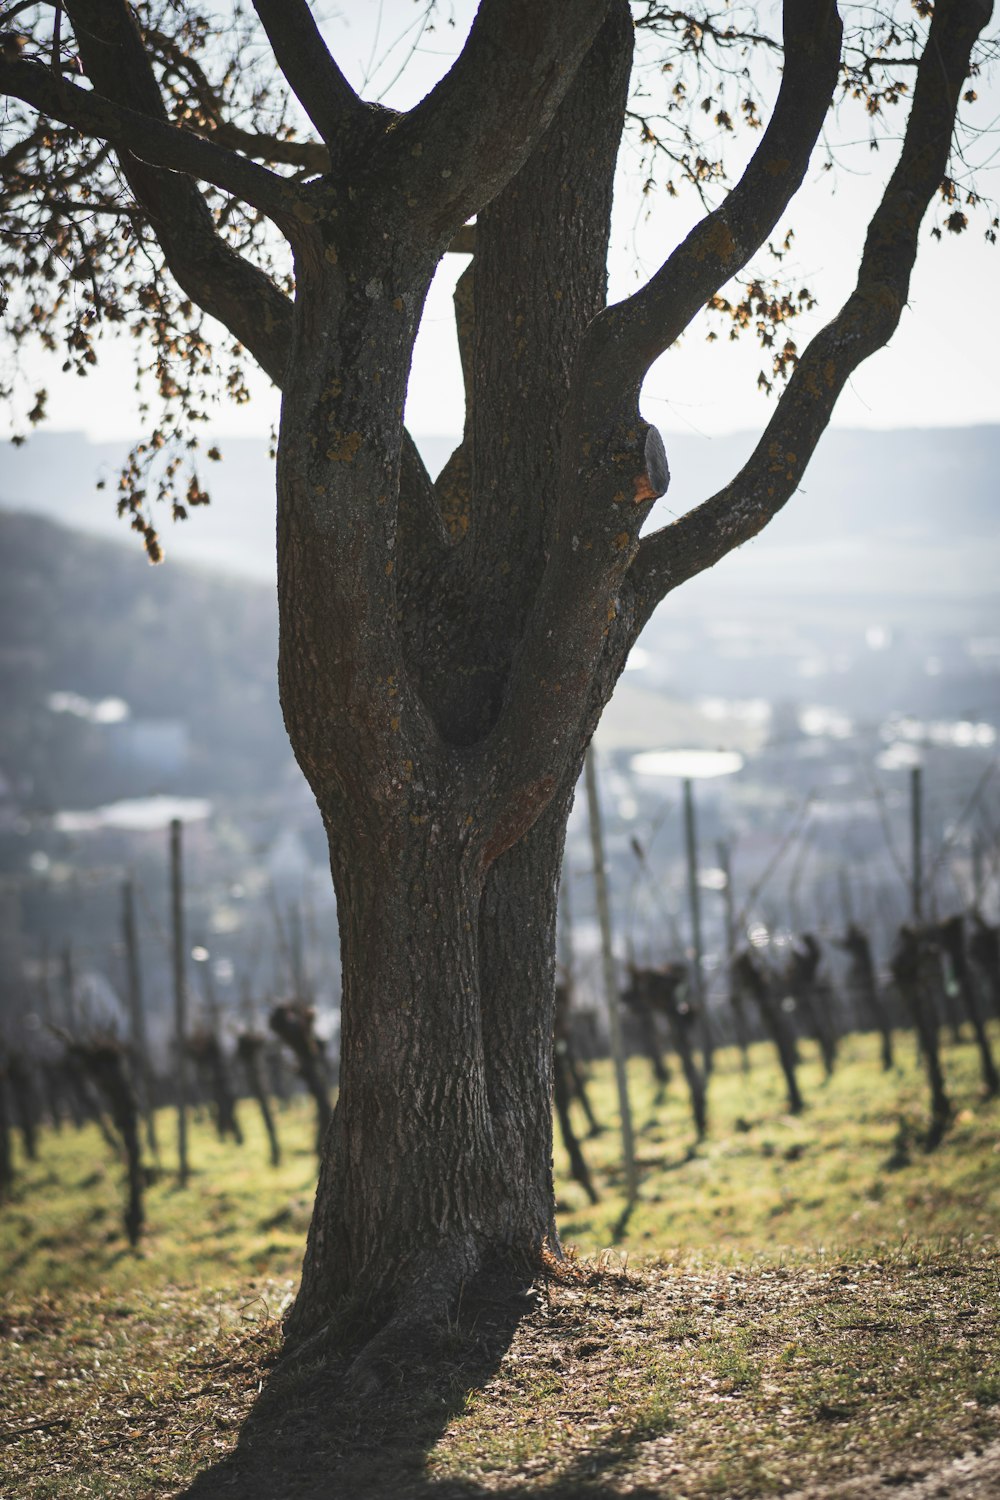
[
  {"left": 735, "top": 953, "right": 804, "bottom": 1116},
  {"left": 287, "top": 805, "right": 568, "bottom": 1344},
  {"left": 268, "top": 1002, "right": 332, "bottom": 1151},
  {"left": 7, "top": 1053, "right": 38, "bottom": 1162},
  {"left": 840, "top": 926, "right": 894, "bottom": 1072},
  {"left": 937, "top": 916, "right": 998, "bottom": 1099}
]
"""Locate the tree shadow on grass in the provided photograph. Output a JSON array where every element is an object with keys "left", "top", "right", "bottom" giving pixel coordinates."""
[{"left": 176, "top": 1272, "right": 666, "bottom": 1500}]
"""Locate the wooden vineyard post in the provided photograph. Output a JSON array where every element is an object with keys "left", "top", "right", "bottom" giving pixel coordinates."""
[
  {"left": 684, "top": 778, "right": 712, "bottom": 1074},
  {"left": 169, "top": 819, "right": 190, "bottom": 1186},
  {"left": 122, "top": 878, "right": 158, "bottom": 1159},
  {"left": 584, "top": 745, "right": 637, "bottom": 1207}
]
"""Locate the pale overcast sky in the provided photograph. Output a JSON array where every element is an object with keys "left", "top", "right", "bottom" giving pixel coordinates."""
[{"left": 3, "top": 0, "right": 998, "bottom": 444}]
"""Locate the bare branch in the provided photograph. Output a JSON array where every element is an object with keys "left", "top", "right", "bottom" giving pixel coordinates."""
[
  {"left": 627, "top": 0, "right": 994, "bottom": 633},
  {"left": 53, "top": 0, "right": 294, "bottom": 384},
  {"left": 582, "top": 0, "right": 844, "bottom": 402},
  {"left": 250, "top": 0, "right": 363, "bottom": 147},
  {"left": 0, "top": 55, "right": 289, "bottom": 219},
  {"left": 144, "top": 26, "right": 330, "bottom": 173}
]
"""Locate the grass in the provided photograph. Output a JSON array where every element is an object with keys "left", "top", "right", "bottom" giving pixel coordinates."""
[
  {"left": 0, "top": 1094, "right": 318, "bottom": 1299},
  {"left": 1, "top": 1027, "right": 999, "bottom": 1497},
  {"left": 554, "top": 1029, "right": 1000, "bottom": 1256}
]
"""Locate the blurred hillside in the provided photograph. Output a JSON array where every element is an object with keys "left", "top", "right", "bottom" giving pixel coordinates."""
[
  {"left": 0, "top": 430, "right": 996, "bottom": 1046},
  {"left": 0, "top": 509, "right": 288, "bottom": 812},
  {"left": 2, "top": 414, "right": 998, "bottom": 813},
  {"left": 2, "top": 425, "right": 997, "bottom": 602}
]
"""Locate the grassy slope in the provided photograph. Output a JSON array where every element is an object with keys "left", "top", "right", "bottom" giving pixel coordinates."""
[{"left": 1, "top": 1030, "right": 998, "bottom": 1497}]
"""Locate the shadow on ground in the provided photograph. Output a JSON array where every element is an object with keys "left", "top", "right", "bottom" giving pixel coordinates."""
[{"left": 176, "top": 1274, "right": 664, "bottom": 1500}]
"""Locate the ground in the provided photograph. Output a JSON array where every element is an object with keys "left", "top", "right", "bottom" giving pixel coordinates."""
[{"left": 1, "top": 1030, "right": 998, "bottom": 1497}]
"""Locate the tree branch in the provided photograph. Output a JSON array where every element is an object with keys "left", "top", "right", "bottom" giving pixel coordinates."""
[
  {"left": 144, "top": 27, "right": 330, "bottom": 173},
  {"left": 627, "top": 0, "right": 993, "bottom": 635},
  {"left": 50, "top": 0, "right": 294, "bottom": 385},
  {"left": 470, "top": 0, "right": 839, "bottom": 812},
  {"left": 583, "top": 0, "right": 843, "bottom": 402},
  {"left": 373, "top": 0, "right": 611, "bottom": 248},
  {"left": 249, "top": 0, "right": 364, "bottom": 148},
  {"left": 0, "top": 57, "right": 289, "bottom": 221}
]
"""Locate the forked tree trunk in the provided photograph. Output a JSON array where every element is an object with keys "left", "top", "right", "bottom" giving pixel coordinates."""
[
  {"left": 281, "top": 10, "right": 634, "bottom": 1349},
  {"left": 0, "top": 0, "right": 985, "bottom": 1394}
]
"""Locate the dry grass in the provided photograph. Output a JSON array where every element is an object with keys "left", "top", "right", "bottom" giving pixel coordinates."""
[{"left": 1, "top": 1028, "right": 998, "bottom": 1497}]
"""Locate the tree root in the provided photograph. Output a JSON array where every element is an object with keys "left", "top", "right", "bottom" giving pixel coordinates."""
[
  {"left": 281, "top": 1236, "right": 550, "bottom": 1401},
  {"left": 342, "top": 1235, "right": 488, "bottom": 1397}
]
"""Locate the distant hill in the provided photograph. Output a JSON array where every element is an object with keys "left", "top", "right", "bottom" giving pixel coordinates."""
[
  {"left": 1, "top": 486, "right": 996, "bottom": 823},
  {"left": 2, "top": 425, "right": 997, "bottom": 601},
  {"left": 0, "top": 509, "right": 289, "bottom": 811}
]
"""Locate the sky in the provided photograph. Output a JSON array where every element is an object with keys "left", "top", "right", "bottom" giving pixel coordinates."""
[{"left": 2, "top": 0, "right": 998, "bottom": 447}]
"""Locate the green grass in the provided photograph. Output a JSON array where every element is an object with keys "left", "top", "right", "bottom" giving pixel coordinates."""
[
  {"left": 555, "top": 1028, "right": 1000, "bottom": 1256},
  {"left": 0, "top": 1095, "right": 319, "bottom": 1299},
  {"left": 1, "top": 1028, "right": 999, "bottom": 1497}
]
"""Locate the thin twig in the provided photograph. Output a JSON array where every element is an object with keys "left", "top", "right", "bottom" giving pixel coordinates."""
[
  {"left": 735, "top": 791, "right": 813, "bottom": 936},
  {"left": 861, "top": 759, "right": 910, "bottom": 894},
  {"left": 929, "top": 756, "right": 998, "bottom": 883}
]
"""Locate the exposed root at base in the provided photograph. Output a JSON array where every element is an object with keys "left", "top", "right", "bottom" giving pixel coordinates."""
[
  {"left": 279, "top": 1235, "right": 616, "bottom": 1405},
  {"left": 281, "top": 1236, "right": 562, "bottom": 1400},
  {"left": 342, "top": 1235, "right": 487, "bottom": 1398}
]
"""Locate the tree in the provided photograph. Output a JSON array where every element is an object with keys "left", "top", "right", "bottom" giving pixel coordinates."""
[{"left": 0, "top": 0, "right": 994, "bottom": 1369}]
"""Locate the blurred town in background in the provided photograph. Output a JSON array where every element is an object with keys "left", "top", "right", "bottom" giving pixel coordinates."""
[{"left": 1, "top": 423, "right": 997, "bottom": 1067}]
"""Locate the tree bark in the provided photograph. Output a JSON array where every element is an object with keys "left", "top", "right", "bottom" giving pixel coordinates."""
[{"left": 287, "top": 818, "right": 564, "bottom": 1343}]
